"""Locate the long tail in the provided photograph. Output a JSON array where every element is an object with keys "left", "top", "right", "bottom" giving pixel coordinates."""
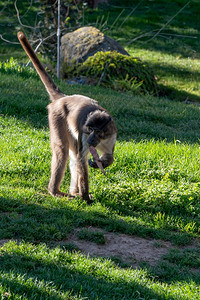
[{"left": 17, "top": 31, "right": 65, "bottom": 101}]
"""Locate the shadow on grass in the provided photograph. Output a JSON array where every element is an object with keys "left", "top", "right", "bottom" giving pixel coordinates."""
[
  {"left": 114, "top": 103, "right": 200, "bottom": 143},
  {"left": 0, "top": 190, "right": 195, "bottom": 248},
  {"left": 0, "top": 193, "right": 199, "bottom": 298},
  {"left": 0, "top": 245, "right": 173, "bottom": 300},
  {"left": 147, "top": 250, "right": 200, "bottom": 285},
  {"left": 159, "top": 85, "right": 200, "bottom": 103},
  {"left": 109, "top": 0, "right": 200, "bottom": 59},
  {"left": 1, "top": 0, "right": 200, "bottom": 61},
  {"left": 148, "top": 61, "right": 200, "bottom": 103},
  {"left": 152, "top": 60, "right": 200, "bottom": 80},
  {"left": 1, "top": 69, "right": 200, "bottom": 144}
]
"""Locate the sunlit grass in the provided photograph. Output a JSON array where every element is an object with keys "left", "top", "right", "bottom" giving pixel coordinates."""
[{"left": 128, "top": 47, "right": 200, "bottom": 102}]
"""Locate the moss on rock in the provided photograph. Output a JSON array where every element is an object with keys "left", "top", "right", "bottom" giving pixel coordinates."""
[{"left": 62, "top": 51, "right": 158, "bottom": 95}]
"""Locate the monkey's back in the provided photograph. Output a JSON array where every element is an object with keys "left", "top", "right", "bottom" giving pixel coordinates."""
[{"left": 47, "top": 94, "right": 100, "bottom": 141}]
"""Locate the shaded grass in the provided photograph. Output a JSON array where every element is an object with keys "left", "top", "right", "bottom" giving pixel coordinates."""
[
  {"left": 128, "top": 48, "right": 200, "bottom": 102},
  {"left": 0, "top": 241, "right": 199, "bottom": 300},
  {"left": 1, "top": 0, "right": 200, "bottom": 102},
  {"left": 88, "top": 0, "right": 200, "bottom": 102},
  {"left": 0, "top": 0, "right": 41, "bottom": 60},
  {"left": 1, "top": 68, "right": 200, "bottom": 143},
  {"left": 149, "top": 247, "right": 200, "bottom": 286},
  {"left": 78, "top": 229, "right": 106, "bottom": 244}
]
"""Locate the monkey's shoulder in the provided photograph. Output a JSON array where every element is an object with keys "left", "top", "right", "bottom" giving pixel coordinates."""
[
  {"left": 48, "top": 94, "right": 99, "bottom": 116},
  {"left": 58, "top": 95, "right": 98, "bottom": 107},
  {"left": 47, "top": 95, "right": 101, "bottom": 131}
]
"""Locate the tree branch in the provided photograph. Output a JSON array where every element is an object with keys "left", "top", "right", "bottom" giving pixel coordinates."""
[
  {"left": 0, "top": 34, "right": 19, "bottom": 44},
  {"left": 14, "top": 0, "right": 37, "bottom": 30},
  {"left": 127, "top": 28, "right": 197, "bottom": 45}
]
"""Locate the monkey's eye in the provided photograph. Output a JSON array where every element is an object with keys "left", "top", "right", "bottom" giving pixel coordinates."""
[{"left": 88, "top": 127, "right": 93, "bottom": 133}]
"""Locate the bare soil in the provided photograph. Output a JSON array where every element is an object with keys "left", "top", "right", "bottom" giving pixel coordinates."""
[
  {"left": 67, "top": 227, "right": 173, "bottom": 267},
  {"left": 1, "top": 228, "right": 198, "bottom": 269}
]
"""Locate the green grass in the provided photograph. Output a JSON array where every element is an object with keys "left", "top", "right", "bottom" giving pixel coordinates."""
[
  {"left": 0, "top": 0, "right": 200, "bottom": 299},
  {"left": 0, "top": 241, "right": 199, "bottom": 300},
  {"left": 0, "top": 66, "right": 200, "bottom": 299},
  {"left": 103, "top": 0, "right": 200, "bottom": 102},
  {"left": 78, "top": 229, "right": 106, "bottom": 244}
]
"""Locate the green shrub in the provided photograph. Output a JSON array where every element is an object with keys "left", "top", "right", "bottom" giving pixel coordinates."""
[
  {"left": 62, "top": 51, "right": 159, "bottom": 95},
  {"left": 0, "top": 57, "right": 36, "bottom": 78}
]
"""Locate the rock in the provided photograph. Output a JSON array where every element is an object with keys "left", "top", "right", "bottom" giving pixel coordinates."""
[
  {"left": 66, "top": 76, "right": 89, "bottom": 85},
  {"left": 60, "top": 26, "right": 129, "bottom": 67},
  {"left": 85, "top": 0, "right": 109, "bottom": 9}
]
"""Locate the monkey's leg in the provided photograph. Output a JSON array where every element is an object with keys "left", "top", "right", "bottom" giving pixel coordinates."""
[
  {"left": 77, "top": 153, "right": 91, "bottom": 202},
  {"left": 76, "top": 133, "right": 91, "bottom": 202},
  {"left": 69, "top": 149, "right": 79, "bottom": 196},
  {"left": 48, "top": 144, "right": 70, "bottom": 197},
  {"left": 48, "top": 107, "right": 70, "bottom": 197}
]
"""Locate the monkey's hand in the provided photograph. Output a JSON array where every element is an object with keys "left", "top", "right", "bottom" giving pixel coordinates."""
[
  {"left": 88, "top": 158, "right": 99, "bottom": 168},
  {"left": 89, "top": 146, "right": 106, "bottom": 175}
]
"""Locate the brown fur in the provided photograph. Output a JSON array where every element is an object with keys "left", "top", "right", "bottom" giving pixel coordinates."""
[{"left": 17, "top": 31, "right": 117, "bottom": 202}]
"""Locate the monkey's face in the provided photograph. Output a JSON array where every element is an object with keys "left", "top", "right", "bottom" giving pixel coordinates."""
[
  {"left": 83, "top": 110, "right": 112, "bottom": 147},
  {"left": 84, "top": 127, "right": 104, "bottom": 147}
]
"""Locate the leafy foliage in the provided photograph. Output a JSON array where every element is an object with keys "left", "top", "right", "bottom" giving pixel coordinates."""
[
  {"left": 63, "top": 51, "right": 159, "bottom": 95},
  {"left": 0, "top": 57, "right": 36, "bottom": 77}
]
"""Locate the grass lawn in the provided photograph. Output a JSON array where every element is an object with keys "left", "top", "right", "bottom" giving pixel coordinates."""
[{"left": 0, "top": 0, "right": 200, "bottom": 299}]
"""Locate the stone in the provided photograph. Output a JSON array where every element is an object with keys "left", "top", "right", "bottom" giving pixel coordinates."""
[
  {"left": 85, "top": 0, "right": 109, "bottom": 9},
  {"left": 60, "top": 26, "right": 129, "bottom": 67}
]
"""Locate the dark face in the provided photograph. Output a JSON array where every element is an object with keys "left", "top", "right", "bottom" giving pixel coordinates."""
[
  {"left": 83, "top": 110, "right": 112, "bottom": 147},
  {"left": 84, "top": 126, "right": 105, "bottom": 147}
]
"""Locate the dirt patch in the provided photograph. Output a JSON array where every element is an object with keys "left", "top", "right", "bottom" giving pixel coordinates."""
[{"left": 67, "top": 227, "right": 173, "bottom": 267}]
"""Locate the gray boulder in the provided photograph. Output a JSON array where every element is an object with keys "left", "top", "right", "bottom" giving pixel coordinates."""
[{"left": 60, "top": 26, "right": 129, "bottom": 67}]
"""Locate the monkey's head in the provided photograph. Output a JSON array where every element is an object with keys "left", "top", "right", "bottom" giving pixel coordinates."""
[{"left": 83, "top": 110, "right": 112, "bottom": 147}]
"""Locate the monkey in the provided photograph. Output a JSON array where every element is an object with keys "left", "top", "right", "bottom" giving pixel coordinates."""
[{"left": 17, "top": 31, "right": 117, "bottom": 202}]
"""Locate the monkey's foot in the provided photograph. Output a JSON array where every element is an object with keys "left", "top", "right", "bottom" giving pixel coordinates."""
[
  {"left": 71, "top": 192, "right": 93, "bottom": 204},
  {"left": 48, "top": 189, "right": 93, "bottom": 204},
  {"left": 85, "top": 194, "right": 93, "bottom": 205},
  {"left": 48, "top": 190, "right": 75, "bottom": 199}
]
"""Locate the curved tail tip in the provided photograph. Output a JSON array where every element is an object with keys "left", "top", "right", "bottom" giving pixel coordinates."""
[{"left": 17, "top": 31, "right": 25, "bottom": 41}]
